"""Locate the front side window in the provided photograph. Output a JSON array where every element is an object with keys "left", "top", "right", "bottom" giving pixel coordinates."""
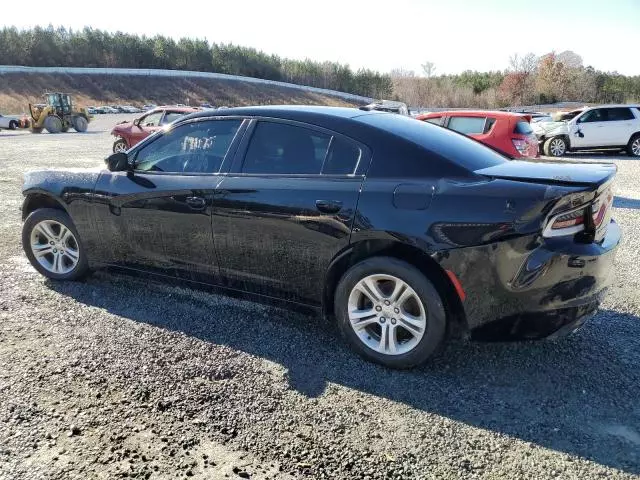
[
  {"left": 140, "top": 111, "right": 164, "bottom": 127},
  {"left": 578, "top": 109, "right": 605, "bottom": 123},
  {"left": 447, "top": 116, "right": 487, "bottom": 135},
  {"left": 605, "top": 108, "right": 634, "bottom": 121},
  {"left": 133, "top": 119, "right": 242, "bottom": 174},
  {"left": 242, "top": 122, "right": 330, "bottom": 175}
]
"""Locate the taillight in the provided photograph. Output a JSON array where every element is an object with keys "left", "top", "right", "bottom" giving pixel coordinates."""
[
  {"left": 543, "top": 205, "right": 588, "bottom": 238},
  {"left": 512, "top": 138, "right": 528, "bottom": 156}
]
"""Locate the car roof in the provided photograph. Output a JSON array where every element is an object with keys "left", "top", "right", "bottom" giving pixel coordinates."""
[
  {"left": 589, "top": 104, "right": 640, "bottom": 109},
  {"left": 188, "top": 105, "right": 373, "bottom": 121},
  {"left": 153, "top": 106, "right": 199, "bottom": 112}
]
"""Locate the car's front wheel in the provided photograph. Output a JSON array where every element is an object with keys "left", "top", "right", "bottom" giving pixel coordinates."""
[
  {"left": 334, "top": 257, "right": 447, "bottom": 368},
  {"left": 22, "top": 208, "right": 89, "bottom": 281},
  {"left": 543, "top": 136, "right": 568, "bottom": 157}
]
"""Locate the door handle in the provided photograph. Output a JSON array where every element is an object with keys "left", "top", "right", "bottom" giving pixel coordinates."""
[
  {"left": 185, "top": 196, "right": 206, "bottom": 210},
  {"left": 315, "top": 199, "right": 342, "bottom": 214}
]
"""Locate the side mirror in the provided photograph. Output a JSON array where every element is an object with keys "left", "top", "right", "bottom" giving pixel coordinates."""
[{"left": 105, "top": 152, "right": 130, "bottom": 172}]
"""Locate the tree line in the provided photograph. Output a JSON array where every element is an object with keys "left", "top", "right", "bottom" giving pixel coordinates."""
[
  {"left": 392, "top": 51, "right": 640, "bottom": 108},
  {"left": 0, "top": 26, "right": 393, "bottom": 99},
  {"left": 1, "top": 26, "right": 639, "bottom": 108}
]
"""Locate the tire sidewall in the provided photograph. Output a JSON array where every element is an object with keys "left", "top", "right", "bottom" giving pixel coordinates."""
[
  {"left": 22, "top": 208, "right": 89, "bottom": 281},
  {"left": 628, "top": 134, "right": 640, "bottom": 157},
  {"left": 334, "top": 257, "right": 447, "bottom": 369}
]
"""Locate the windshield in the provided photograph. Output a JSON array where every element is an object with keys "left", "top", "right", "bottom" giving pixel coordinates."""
[{"left": 358, "top": 113, "right": 507, "bottom": 171}]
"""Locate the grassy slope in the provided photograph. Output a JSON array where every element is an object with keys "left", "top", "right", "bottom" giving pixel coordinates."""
[{"left": 0, "top": 73, "right": 360, "bottom": 114}]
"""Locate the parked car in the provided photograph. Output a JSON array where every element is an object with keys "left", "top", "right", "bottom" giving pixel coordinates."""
[
  {"left": 360, "top": 100, "right": 409, "bottom": 116},
  {"left": 530, "top": 112, "right": 553, "bottom": 123},
  {"left": 111, "top": 106, "right": 198, "bottom": 152},
  {"left": 533, "top": 105, "right": 640, "bottom": 157},
  {"left": 86, "top": 107, "right": 97, "bottom": 115},
  {"left": 21, "top": 106, "right": 620, "bottom": 368},
  {"left": 0, "top": 112, "right": 26, "bottom": 130},
  {"left": 143, "top": 104, "right": 158, "bottom": 111},
  {"left": 416, "top": 110, "right": 539, "bottom": 158},
  {"left": 99, "top": 106, "right": 119, "bottom": 114}
]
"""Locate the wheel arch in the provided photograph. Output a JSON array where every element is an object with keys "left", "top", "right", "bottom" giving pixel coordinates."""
[
  {"left": 22, "top": 191, "right": 68, "bottom": 220},
  {"left": 322, "top": 239, "right": 468, "bottom": 336}
]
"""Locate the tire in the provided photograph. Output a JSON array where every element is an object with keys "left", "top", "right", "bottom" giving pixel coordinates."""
[
  {"left": 112, "top": 138, "right": 128, "bottom": 153},
  {"left": 334, "top": 257, "right": 447, "bottom": 368},
  {"left": 22, "top": 208, "right": 89, "bottom": 281},
  {"left": 72, "top": 115, "right": 88, "bottom": 132},
  {"left": 31, "top": 127, "right": 43, "bottom": 134},
  {"left": 543, "top": 136, "right": 568, "bottom": 157},
  {"left": 61, "top": 126, "right": 69, "bottom": 133},
  {"left": 627, "top": 133, "right": 640, "bottom": 157},
  {"left": 9, "top": 120, "right": 18, "bottom": 130},
  {"left": 43, "top": 115, "right": 63, "bottom": 134}
]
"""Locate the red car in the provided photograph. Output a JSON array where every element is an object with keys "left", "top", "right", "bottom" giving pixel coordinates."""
[
  {"left": 415, "top": 110, "right": 539, "bottom": 158},
  {"left": 111, "top": 106, "right": 199, "bottom": 152}
]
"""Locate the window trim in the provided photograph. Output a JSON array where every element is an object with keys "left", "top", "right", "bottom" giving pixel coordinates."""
[
  {"left": 228, "top": 117, "right": 371, "bottom": 178},
  {"left": 127, "top": 116, "right": 249, "bottom": 176}
]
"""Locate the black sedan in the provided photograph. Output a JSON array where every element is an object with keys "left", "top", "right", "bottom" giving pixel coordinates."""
[{"left": 21, "top": 106, "right": 620, "bottom": 368}]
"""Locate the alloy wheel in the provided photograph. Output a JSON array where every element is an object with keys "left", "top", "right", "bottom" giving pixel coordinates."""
[
  {"left": 347, "top": 274, "right": 426, "bottom": 356},
  {"left": 113, "top": 141, "right": 128, "bottom": 153},
  {"left": 29, "top": 220, "right": 80, "bottom": 275},
  {"left": 632, "top": 138, "right": 640, "bottom": 157},
  {"left": 550, "top": 138, "right": 566, "bottom": 156}
]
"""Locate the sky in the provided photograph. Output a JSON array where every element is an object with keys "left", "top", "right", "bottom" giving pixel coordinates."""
[{"left": 3, "top": 0, "right": 639, "bottom": 75}]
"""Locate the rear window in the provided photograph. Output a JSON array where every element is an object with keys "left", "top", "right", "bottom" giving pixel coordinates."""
[
  {"left": 358, "top": 113, "right": 507, "bottom": 172},
  {"left": 447, "top": 116, "right": 486, "bottom": 135},
  {"left": 514, "top": 121, "right": 533, "bottom": 134}
]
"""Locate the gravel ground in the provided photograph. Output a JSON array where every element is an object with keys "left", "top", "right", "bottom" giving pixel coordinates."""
[{"left": 1, "top": 116, "right": 639, "bottom": 479}]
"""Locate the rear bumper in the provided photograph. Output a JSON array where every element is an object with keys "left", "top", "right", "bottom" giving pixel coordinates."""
[{"left": 438, "top": 219, "right": 621, "bottom": 336}]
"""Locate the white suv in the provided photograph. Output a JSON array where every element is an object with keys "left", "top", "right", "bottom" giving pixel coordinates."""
[{"left": 534, "top": 105, "right": 640, "bottom": 157}]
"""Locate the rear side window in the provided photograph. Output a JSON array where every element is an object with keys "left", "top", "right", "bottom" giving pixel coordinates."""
[
  {"left": 447, "top": 116, "right": 487, "bottom": 135},
  {"left": 242, "top": 122, "right": 361, "bottom": 175},
  {"left": 514, "top": 121, "right": 533, "bottom": 134},
  {"left": 605, "top": 108, "right": 634, "bottom": 121},
  {"left": 358, "top": 113, "right": 507, "bottom": 173}
]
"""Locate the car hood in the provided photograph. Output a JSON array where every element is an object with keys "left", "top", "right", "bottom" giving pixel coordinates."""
[
  {"left": 475, "top": 160, "right": 616, "bottom": 188},
  {"left": 532, "top": 120, "right": 568, "bottom": 137}
]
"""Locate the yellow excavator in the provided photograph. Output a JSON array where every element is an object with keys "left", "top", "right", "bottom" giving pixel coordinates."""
[{"left": 29, "top": 93, "right": 91, "bottom": 134}]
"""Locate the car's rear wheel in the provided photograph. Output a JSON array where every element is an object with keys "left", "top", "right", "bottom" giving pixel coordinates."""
[
  {"left": 627, "top": 134, "right": 640, "bottom": 157},
  {"left": 544, "top": 136, "right": 567, "bottom": 157},
  {"left": 334, "top": 257, "right": 446, "bottom": 368},
  {"left": 43, "top": 115, "right": 63, "bottom": 134},
  {"left": 113, "top": 138, "right": 128, "bottom": 153},
  {"left": 22, "top": 208, "right": 89, "bottom": 281},
  {"left": 9, "top": 120, "right": 18, "bottom": 130}
]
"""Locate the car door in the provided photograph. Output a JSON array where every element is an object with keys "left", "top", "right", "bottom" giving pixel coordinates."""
[
  {"left": 572, "top": 108, "right": 608, "bottom": 147},
  {"left": 92, "top": 117, "right": 247, "bottom": 283},
  {"left": 211, "top": 118, "right": 369, "bottom": 305},
  {"left": 603, "top": 107, "right": 637, "bottom": 146}
]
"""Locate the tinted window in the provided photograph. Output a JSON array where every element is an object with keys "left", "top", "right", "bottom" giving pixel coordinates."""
[
  {"left": 358, "top": 113, "right": 507, "bottom": 172},
  {"left": 447, "top": 116, "right": 487, "bottom": 134},
  {"left": 578, "top": 109, "right": 605, "bottom": 123},
  {"left": 134, "top": 119, "right": 241, "bottom": 173},
  {"left": 605, "top": 108, "right": 634, "bottom": 121},
  {"left": 514, "top": 121, "right": 533, "bottom": 134},
  {"left": 322, "top": 136, "right": 361, "bottom": 175},
  {"left": 140, "top": 111, "right": 163, "bottom": 127},
  {"left": 242, "top": 122, "right": 330, "bottom": 175},
  {"left": 162, "top": 112, "right": 186, "bottom": 125}
]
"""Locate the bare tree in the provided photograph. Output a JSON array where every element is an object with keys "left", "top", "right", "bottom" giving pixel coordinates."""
[{"left": 421, "top": 61, "right": 436, "bottom": 78}]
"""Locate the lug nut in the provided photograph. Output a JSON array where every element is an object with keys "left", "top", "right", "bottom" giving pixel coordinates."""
[
  {"left": 375, "top": 306, "right": 382, "bottom": 312},
  {"left": 384, "top": 300, "right": 390, "bottom": 306},
  {"left": 50, "top": 241, "right": 55, "bottom": 245},
  {"left": 394, "top": 307, "right": 400, "bottom": 314},
  {"left": 380, "top": 317, "right": 386, "bottom": 323},
  {"left": 391, "top": 318, "right": 397, "bottom": 325}
]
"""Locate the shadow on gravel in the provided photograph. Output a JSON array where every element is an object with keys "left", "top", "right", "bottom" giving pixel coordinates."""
[
  {"left": 614, "top": 196, "right": 640, "bottom": 210},
  {"left": 48, "top": 273, "right": 640, "bottom": 475}
]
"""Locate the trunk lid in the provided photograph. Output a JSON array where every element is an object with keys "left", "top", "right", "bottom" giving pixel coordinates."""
[{"left": 475, "top": 160, "right": 616, "bottom": 189}]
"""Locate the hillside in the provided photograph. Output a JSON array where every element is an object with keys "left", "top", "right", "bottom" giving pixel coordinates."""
[{"left": 0, "top": 72, "right": 362, "bottom": 114}]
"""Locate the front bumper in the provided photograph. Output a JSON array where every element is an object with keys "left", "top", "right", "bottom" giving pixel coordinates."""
[{"left": 438, "top": 219, "right": 621, "bottom": 337}]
